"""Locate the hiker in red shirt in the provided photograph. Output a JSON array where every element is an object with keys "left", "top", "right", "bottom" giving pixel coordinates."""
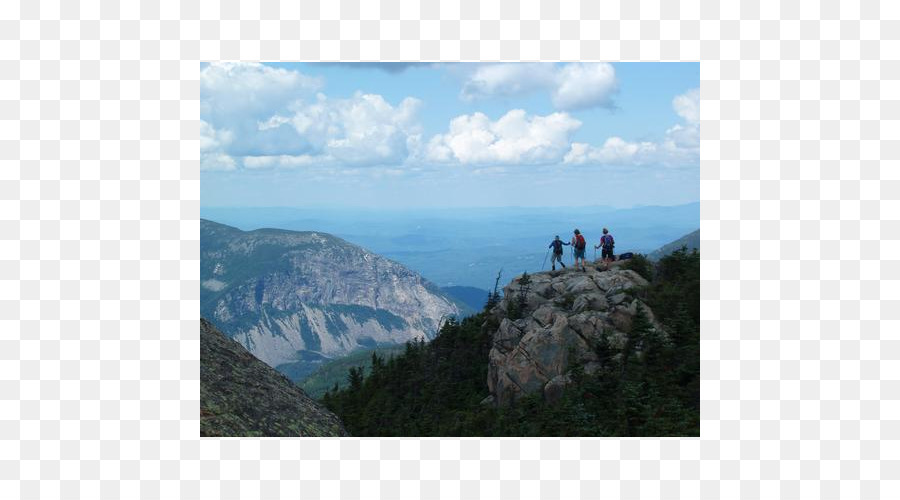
[{"left": 572, "top": 229, "right": 587, "bottom": 272}]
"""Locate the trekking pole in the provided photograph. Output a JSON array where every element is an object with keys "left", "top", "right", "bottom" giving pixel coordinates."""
[
  {"left": 594, "top": 247, "right": 597, "bottom": 262},
  {"left": 541, "top": 249, "right": 550, "bottom": 270}
]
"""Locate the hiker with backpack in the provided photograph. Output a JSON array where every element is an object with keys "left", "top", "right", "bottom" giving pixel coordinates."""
[
  {"left": 547, "top": 235, "right": 570, "bottom": 271},
  {"left": 572, "top": 229, "right": 587, "bottom": 272},
  {"left": 594, "top": 227, "right": 615, "bottom": 270}
]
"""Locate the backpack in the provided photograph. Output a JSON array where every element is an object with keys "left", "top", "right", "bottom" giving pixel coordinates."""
[
  {"left": 602, "top": 234, "right": 615, "bottom": 250},
  {"left": 575, "top": 234, "right": 586, "bottom": 250},
  {"left": 551, "top": 240, "right": 563, "bottom": 253}
]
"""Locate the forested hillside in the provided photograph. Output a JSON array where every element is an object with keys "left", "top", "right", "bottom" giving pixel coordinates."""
[{"left": 322, "top": 249, "right": 700, "bottom": 436}]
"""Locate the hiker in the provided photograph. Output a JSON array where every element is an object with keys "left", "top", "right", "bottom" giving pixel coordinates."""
[
  {"left": 594, "top": 227, "right": 615, "bottom": 270},
  {"left": 572, "top": 229, "right": 587, "bottom": 272},
  {"left": 547, "top": 235, "right": 569, "bottom": 271}
]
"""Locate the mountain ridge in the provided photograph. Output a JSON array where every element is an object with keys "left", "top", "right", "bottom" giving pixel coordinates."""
[
  {"left": 647, "top": 229, "right": 699, "bottom": 261},
  {"left": 201, "top": 219, "right": 460, "bottom": 380}
]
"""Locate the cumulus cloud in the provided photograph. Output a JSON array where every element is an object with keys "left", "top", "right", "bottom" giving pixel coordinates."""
[
  {"left": 564, "top": 88, "right": 700, "bottom": 167},
  {"left": 200, "top": 62, "right": 326, "bottom": 167},
  {"left": 664, "top": 123, "right": 699, "bottom": 149},
  {"left": 201, "top": 62, "right": 322, "bottom": 122},
  {"left": 672, "top": 88, "right": 700, "bottom": 124},
  {"left": 425, "top": 109, "right": 582, "bottom": 165},
  {"left": 199, "top": 62, "right": 698, "bottom": 173},
  {"left": 662, "top": 88, "right": 700, "bottom": 158},
  {"left": 459, "top": 63, "right": 618, "bottom": 111},
  {"left": 460, "top": 63, "right": 556, "bottom": 102},
  {"left": 551, "top": 63, "right": 617, "bottom": 111},
  {"left": 239, "top": 93, "right": 423, "bottom": 168},
  {"left": 564, "top": 138, "right": 658, "bottom": 165},
  {"left": 200, "top": 120, "right": 237, "bottom": 171},
  {"left": 200, "top": 63, "right": 425, "bottom": 169}
]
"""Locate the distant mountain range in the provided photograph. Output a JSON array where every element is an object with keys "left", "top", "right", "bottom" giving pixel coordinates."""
[
  {"left": 647, "top": 229, "right": 699, "bottom": 261},
  {"left": 200, "top": 203, "right": 700, "bottom": 290},
  {"left": 200, "top": 219, "right": 460, "bottom": 382}
]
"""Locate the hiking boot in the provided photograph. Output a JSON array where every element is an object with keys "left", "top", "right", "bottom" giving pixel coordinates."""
[{"left": 551, "top": 266, "right": 556, "bottom": 271}]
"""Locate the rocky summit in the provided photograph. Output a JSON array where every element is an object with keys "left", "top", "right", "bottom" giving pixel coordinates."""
[
  {"left": 486, "top": 260, "right": 664, "bottom": 406},
  {"left": 200, "top": 318, "right": 348, "bottom": 437},
  {"left": 201, "top": 219, "right": 460, "bottom": 379}
]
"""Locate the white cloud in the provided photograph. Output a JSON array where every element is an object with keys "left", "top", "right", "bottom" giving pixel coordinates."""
[
  {"left": 459, "top": 63, "right": 618, "bottom": 111},
  {"left": 663, "top": 88, "right": 700, "bottom": 160},
  {"left": 564, "top": 138, "right": 658, "bottom": 165},
  {"left": 242, "top": 155, "right": 317, "bottom": 169},
  {"left": 277, "top": 92, "right": 423, "bottom": 166},
  {"left": 460, "top": 63, "right": 556, "bottom": 101},
  {"left": 201, "top": 153, "right": 238, "bottom": 171},
  {"left": 200, "top": 120, "right": 237, "bottom": 171},
  {"left": 672, "top": 88, "right": 700, "bottom": 124},
  {"left": 664, "top": 123, "right": 699, "bottom": 149},
  {"left": 564, "top": 88, "right": 700, "bottom": 167},
  {"left": 199, "top": 63, "right": 698, "bottom": 173},
  {"left": 551, "top": 63, "right": 617, "bottom": 111},
  {"left": 426, "top": 109, "right": 582, "bottom": 165},
  {"left": 200, "top": 62, "right": 424, "bottom": 169},
  {"left": 200, "top": 62, "right": 322, "bottom": 121},
  {"left": 201, "top": 62, "right": 325, "bottom": 161}
]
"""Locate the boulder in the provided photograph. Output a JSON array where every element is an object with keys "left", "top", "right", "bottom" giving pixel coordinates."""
[
  {"left": 531, "top": 304, "right": 556, "bottom": 327},
  {"left": 543, "top": 374, "right": 572, "bottom": 404},
  {"left": 572, "top": 292, "right": 609, "bottom": 313},
  {"left": 486, "top": 267, "right": 664, "bottom": 406}
]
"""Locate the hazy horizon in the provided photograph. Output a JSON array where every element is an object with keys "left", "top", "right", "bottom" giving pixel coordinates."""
[
  {"left": 200, "top": 200, "right": 699, "bottom": 211},
  {"left": 200, "top": 203, "right": 699, "bottom": 290}
]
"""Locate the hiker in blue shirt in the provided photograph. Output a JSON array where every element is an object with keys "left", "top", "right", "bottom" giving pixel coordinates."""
[
  {"left": 548, "top": 236, "right": 569, "bottom": 271},
  {"left": 594, "top": 228, "right": 615, "bottom": 271}
]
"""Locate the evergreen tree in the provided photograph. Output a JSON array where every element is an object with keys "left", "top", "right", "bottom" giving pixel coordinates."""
[{"left": 321, "top": 249, "right": 700, "bottom": 437}]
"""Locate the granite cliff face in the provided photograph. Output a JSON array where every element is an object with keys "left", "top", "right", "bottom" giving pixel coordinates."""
[
  {"left": 486, "top": 261, "right": 664, "bottom": 406},
  {"left": 200, "top": 318, "right": 348, "bottom": 436},
  {"left": 201, "top": 219, "right": 459, "bottom": 378}
]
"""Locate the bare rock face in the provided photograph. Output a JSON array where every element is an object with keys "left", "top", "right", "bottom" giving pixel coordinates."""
[
  {"left": 200, "top": 318, "right": 348, "bottom": 436},
  {"left": 201, "top": 219, "right": 460, "bottom": 377},
  {"left": 486, "top": 262, "right": 663, "bottom": 406}
]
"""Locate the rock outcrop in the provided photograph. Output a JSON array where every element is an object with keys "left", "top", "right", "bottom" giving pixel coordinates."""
[
  {"left": 486, "top": 261, "right": 664, "bottom": 406},
  {"left": 200, "top": 219, "right": 460, "bottom": 379},
  {"left": 200, "top": 318, "right": 348, "bottom": 436}
]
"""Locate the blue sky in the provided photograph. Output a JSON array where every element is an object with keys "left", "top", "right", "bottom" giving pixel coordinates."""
[{"left": 201, "top": 62, "right": 699, "bottom": 208}]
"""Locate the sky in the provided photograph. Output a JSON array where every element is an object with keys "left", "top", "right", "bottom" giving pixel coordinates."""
[{"left": 200, "top": 62, "right": 700, "bottom": 209}]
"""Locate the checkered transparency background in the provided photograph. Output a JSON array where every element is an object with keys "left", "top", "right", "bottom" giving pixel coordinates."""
[{"left": 1, "top": 0, "right": 898, "bottom": 498}]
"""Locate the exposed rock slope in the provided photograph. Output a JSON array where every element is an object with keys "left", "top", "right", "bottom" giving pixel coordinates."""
[
  {"left": 201, "top": 219, "right": 459, "bottom": 377},
  {"left": 487, "top": 261, "right": 664, "bottom": 405},
  {"left": 200, "top": 318, "right": 348, "bottom": 436}
]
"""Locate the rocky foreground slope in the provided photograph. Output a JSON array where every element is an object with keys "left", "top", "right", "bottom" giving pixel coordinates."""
[
  {"left": 201, "top": 219, "right": 460, "bottom": 378},
  {"left": 486, "top": 261, "right": 664, "bottom": 406},
  {"left": 201, "top": 318, "right": 348, "bottom": 437}
]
